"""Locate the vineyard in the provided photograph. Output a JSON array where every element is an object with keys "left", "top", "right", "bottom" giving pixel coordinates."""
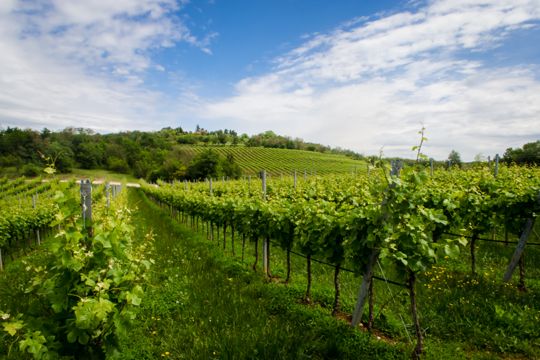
[
  {"left": 140, "top": 164, "right": 540, "bottom": 358},
  {"left": 1, "top": 164, "right": 540, "bottom": 359},
  {"left": 174, "top": 145, "right": 365, "bottom": 175}
]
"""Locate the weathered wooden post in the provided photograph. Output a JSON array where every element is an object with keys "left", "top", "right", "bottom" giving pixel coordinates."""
[
  {"left": 352, "top": 160, "right": 401, "bottom": 328},
  {"left": 106, "top": 183, "right": 111, "bottom": 209},
  {"left": 494, "top": 154, "right": 500, "bottom": 177},
  {"left": 261, "top": 170, "right": 270, "bottom": 277},
  {"left": 80, "top": 179, "right": 93, "bottom": 237},
  {"left": 33, "top": 194, "right": 41, "bottom": 245}
]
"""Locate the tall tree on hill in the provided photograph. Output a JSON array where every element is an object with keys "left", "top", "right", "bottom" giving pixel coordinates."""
[
  {"left": 185, "top": 149, "right": 222, "bottom": 180},
  {"left": 448, "top": 150, "right": 462, "bottom": 167},
  {"left": 222, "top": 154, "right": 242, "bottom": 179}
]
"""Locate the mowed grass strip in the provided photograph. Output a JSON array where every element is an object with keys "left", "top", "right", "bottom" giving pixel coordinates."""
[
  {"left": 124, "top": 187, "right": 540, "bottom": 359},
  {"left": 117, "top": 189, "right": 406, "bottom": 359}
]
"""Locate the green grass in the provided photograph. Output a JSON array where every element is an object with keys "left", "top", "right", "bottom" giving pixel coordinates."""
[
  {"left": 59, "top": 168, "right": 139, "bottom": 183},
  {"left": 116, "top": 189, "right": 408, "bottom": 359},
  {"left": 1, "top": 187, "right": 538, "bottom": 359},
  {"left": 131, "top": 191, "right": 540, "bottom": 359},
  {"left": 175, "top": 145, "right": 366, "bottom": 176}
]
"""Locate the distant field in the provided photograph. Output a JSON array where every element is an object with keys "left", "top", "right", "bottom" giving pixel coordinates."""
[{"left": 176, "top": 145, "right": 366, "bottom": 176}]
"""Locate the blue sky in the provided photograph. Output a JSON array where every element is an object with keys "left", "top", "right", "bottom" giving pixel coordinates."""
[{"left": 1, "top": 0, "right": 539, "bottom": 160}]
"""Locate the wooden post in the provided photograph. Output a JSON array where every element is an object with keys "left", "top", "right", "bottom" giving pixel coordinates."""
[
  {"left": 32, "top": 195, "right": 41, "bottom": 245},
  {"left": 80, "top": 180, "right": 93, "bottom": 237},
  {"left": 503, "top": 218, "right": 536, "bottom": 282},
  {"left": 409, "top": 270, "right": 424, "bottom": 358},
  {"left": 494, "top": 154, "right": 500, "bottom": 177},
  {"left": 106, "top": 183, "right": 111, "bottom": 209},
  {"left": 351, "top": 250, "right": 379, "bottom": 327},
  {"left": 0, "top": 248, "right": 3, "bottom": 271},
  {"left": 352, "top": 161, "right": 401, "bottom": 328},
  {"left": 261, "top": 170, "right": 270, "bottom": 277}
]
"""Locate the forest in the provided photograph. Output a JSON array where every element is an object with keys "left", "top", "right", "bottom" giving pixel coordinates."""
[{"left": 0, "top": 127, "right": 363, "bottom": 181}]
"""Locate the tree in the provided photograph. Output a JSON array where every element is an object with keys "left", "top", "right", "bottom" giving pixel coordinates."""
[
  {"left": 503, "top": 140, "right": 540, "bottom": 165},
  {"left": 222, "top": 154, "right": 242, "bottom": 179},
  {"left": 185, "top": 149, "right": 222, "bottom": 180},
  {"left": 473, "top": 153, "right": 485, "bottom": 163},
  {"left": 448, "top": 150, "right": 462, "bottom": 167}
]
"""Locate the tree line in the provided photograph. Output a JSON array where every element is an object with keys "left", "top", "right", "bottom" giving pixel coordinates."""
[{"left": 0, "top": 126, "right": 362, "bottom": 181}]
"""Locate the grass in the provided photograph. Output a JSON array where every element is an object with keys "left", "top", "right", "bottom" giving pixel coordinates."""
[
  {"left": 58, "top": 168, "right": 139, "bottom": 183},
  {"left": 132, "top": 191, "right": 540, "bottom": 359},
  {"left": 1, "top": 185, "right": 538, "bottom": 359},
  {"left": 116, "top": 189, "right": 408, "bottom": 359}
]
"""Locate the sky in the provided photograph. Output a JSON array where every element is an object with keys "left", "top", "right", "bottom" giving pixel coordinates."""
[{"left": 1, "top": 0, "right": 539, "bottom": 161}]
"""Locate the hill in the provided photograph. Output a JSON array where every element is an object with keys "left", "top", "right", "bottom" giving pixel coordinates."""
[
  {"left": 175, "top": 145, "right": 365, "bottom": 176},
  {"left": 0, "top": 127, "right": 365, "bottom": 180}
]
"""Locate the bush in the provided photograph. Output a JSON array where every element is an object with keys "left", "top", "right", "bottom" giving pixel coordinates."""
[{"left": 21, "top": 163, "right": 41, "bottom": 177}]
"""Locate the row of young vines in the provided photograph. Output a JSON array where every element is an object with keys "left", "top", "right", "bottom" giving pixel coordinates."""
[
  {"left": 141, "top": 164, "right": 540, "bottom": 358},
  {"left": 0, "top": 180, "right": 152, "bottom": 359}
]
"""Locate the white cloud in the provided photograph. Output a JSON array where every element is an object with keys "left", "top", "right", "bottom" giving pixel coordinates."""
[
  {"left": 0, "top": 0, "right": 211, "bottom": 132},
  {"left": 200, "top": 0, "right": 540, "bottom": 160}
]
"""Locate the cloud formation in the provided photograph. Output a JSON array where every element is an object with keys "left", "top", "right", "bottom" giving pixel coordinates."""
[
  {"left": 201, "top": 0, "right": 540, "bottom": 160},
  {"left": 0, "top": 0, "right": 207, "bottom": 131},
  {"left": 1, "top": 0, "right": 539, "bottom": 160}
]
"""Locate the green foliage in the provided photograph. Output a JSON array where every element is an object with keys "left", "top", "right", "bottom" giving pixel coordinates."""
[
  {"left": 0, "top": 127, "right": 364, "bottom": 179},
  {"left": 185, "top": 149, "right": 222, "bottom": 180},
  {"left": 21, "top": 163, "right": 41, "bottom": 177},
  {"left": 503, "top": 140, "right": 540, "bottom": 165},
  {"left": 221, "top": 154, "right": 242, "bottom": 179},
  {"left": 447, "top": 150, "right": 462, "bottom": 167},
  {"left": 0, "top": 187, "right": 152, "bottom": 358},
  {"left": 183, "top": 149, "right": 242, "bottom": 181}
]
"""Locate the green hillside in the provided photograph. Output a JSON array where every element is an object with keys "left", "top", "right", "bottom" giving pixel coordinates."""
[{"left": 175, "top": 145, "right": 366, "bottom": 176}]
